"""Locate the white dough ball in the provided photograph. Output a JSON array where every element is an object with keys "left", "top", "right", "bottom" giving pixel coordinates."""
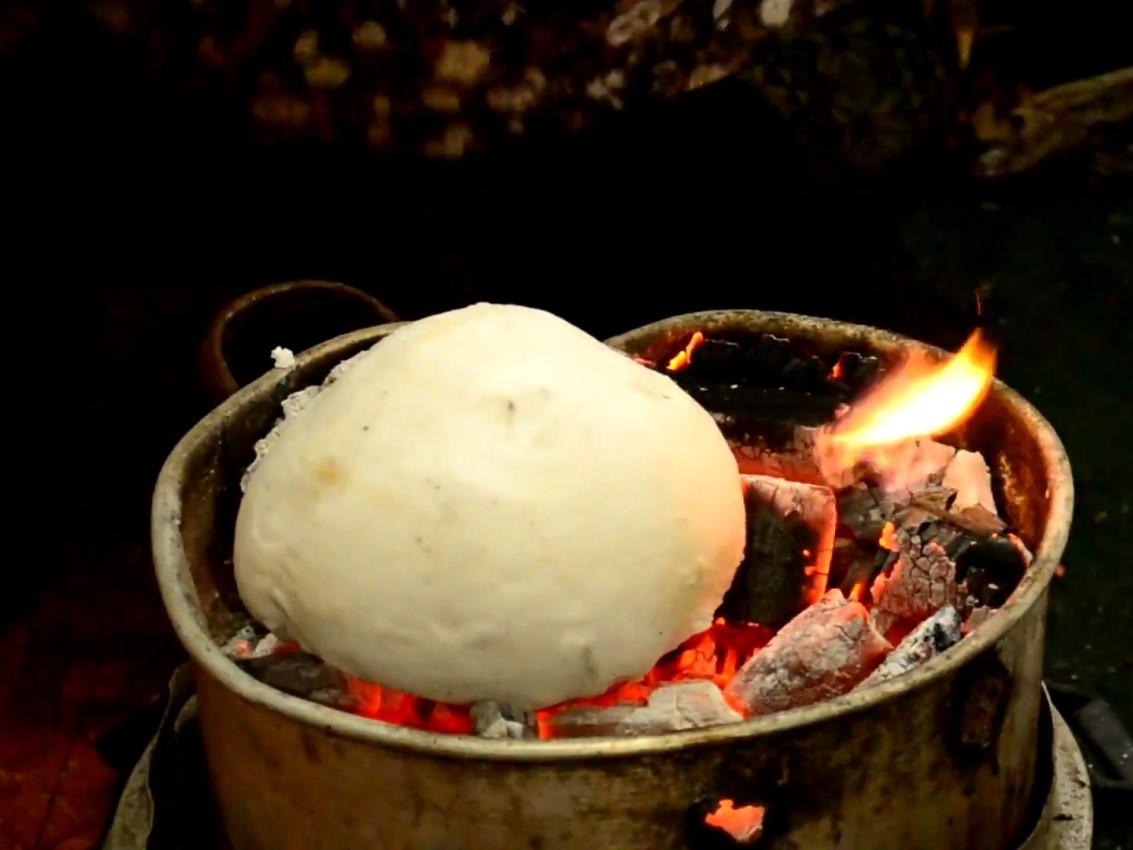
[{"left": 234, "top": 304, "right": 745, "bottom": 709}]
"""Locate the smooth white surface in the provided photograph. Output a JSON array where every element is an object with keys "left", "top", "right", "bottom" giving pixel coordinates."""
[{"left": 234, "top": 304, "right": 746, "bottom": 708}]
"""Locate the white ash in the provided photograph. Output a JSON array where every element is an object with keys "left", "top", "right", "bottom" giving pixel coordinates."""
[
  {"left": 221, "top": 623, "right": 260, "bottom": 658},
  {"left": 543, "top": 681, "right": 741, "bottom": 738},
  {"left": 222, "top": 628, "right": 285, "bottom": 660},
  {"left": 857, "top": 605, "right": 962, "bottom": 689},
  {"left": 869, "top": 528, "right": 965, "bottom": 635},
  {"left": 725, "top": 590, "right": 891, "bottom": 714},
  {"left": 271, "top": 346, "right": 297, "bottom": 369},
  {"left": 471, "top": 700, "right": 538, "bottom": 740}
]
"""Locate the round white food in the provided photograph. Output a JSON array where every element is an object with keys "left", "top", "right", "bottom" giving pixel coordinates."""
[{"left": 234, "top": 303, "right": 745, "bottom": 709}]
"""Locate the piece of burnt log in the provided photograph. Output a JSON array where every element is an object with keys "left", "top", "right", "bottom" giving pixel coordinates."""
[
  {"left": 869, "top": 527, "right": 961, "bottom": 635},
  {"left": 730, "top": 425, "right": 826, "bottom": 484},
  {"left": 724, "top": 589, "right": 891, "bottom": 715},
  {"left": 869, "top": 492, "right": 1029, "bottom": 634},
  {"left": 236, "top": 652, "right": 355, "bottom": 709},
  {"left": 856, "top": 604, "right": 962, "bottom": 689},
  {"left": 541, "top": 680, "right": 741, "bottom": 738},
  {"left": 717, "top": 474, "right": 836, "bottom": 629}
]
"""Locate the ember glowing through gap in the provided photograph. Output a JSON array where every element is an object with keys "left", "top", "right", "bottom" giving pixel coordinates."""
[
  {"left": 705, "top": 799, "right": 765, "bottom": 844},
  {"left": 340, "top": 328, "right": 996, "bottom": 737}
]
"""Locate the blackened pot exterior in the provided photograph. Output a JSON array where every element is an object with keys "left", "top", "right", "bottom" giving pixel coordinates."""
[{"left": 152, "top": 310, "right": 1073, "bottom": 850}]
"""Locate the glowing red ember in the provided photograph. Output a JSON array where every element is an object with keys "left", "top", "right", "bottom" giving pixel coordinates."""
[{"left": 705, "top": 799, "right": 765, "bottom": 844}]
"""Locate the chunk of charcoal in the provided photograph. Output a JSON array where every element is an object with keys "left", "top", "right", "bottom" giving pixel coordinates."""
[
  {"left": 674, "top": 382, "right": 847, "bottom": 428},
  {"left": 718, "top": 475, "right": 836, "bottom": 629},
  {"left": 832, "top": 538, "right": 891, "bottom": 597},
  {"left": 685, "top": 339, "right": 744, "bottom": 378},
  {"left": 471, "top": 701, "right": 538, "bottom": 739},
  {"left": 869, "top": 529, "right": 961, "bottom": 635},
  {"left": 836, "top": 482, "right": 895, "bottom": 544},
  {"left": 848, "top": 355, "right": 881, "bottom": 388},
  {"left": 237, "top": 653, "right": 353, "bottom": 708},
  {"left": 725, "top": 590, "right": 892, "bottom": 715},
  {"left": 781, "top": 355, "right": 825, "bottom": 390},
  {"left": 953, "top": 535, "right": 1029, "bottom": 608},
  {"left": 731, "top": 425, "right": 826, "bottom": 484},
  {"left": 857, "top": 605, "right": 962, "bottom": 689},
  {"left": 754, "top": 334, "right": 793, "bottom": 376}
]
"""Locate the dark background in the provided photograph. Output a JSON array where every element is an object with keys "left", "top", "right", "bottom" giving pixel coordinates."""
[{"left": 3, "top": 2, "right": 1131, "bottom": 849}]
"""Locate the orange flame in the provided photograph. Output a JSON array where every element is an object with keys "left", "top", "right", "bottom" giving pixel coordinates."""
[
  {"left": 705, "top": 799, "right": 766, "bottom": 844},
  {"left": 819, "top": 331, "right": 995, "bottom": 479},
  {"left": 666, "top": 331, "right": 705, "bottom": 372},
  {"left": 878, "top": 521, "right": 900, "bottom": 552}
]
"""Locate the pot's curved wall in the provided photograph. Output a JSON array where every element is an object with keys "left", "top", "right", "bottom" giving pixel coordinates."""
[
  {"left": 155, "top": 311, "right": 1072, "bottom": 850},
  {"left": 193, "top": 598, "right": 1047, "bottom": 850}
]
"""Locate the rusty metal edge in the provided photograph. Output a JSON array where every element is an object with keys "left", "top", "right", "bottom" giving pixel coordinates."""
[{"left": 151, "top": 309, "right": 1075, "bottom": 762}]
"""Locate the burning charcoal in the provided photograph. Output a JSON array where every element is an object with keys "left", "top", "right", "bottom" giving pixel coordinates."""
[
  {"left": 831, "top": 538, "right": 890, "bottom": 599},
  {"left": 471, "top": 700, "right": 538, "bottom": 739},
  {"left": 942, "top": 449, "right": 996, "bottom": 513},
  {"left": 542, "top": 681, "right": 741, "bottom": 738},
  {"left": 836, "top": 482, "right": 896, "bottom": 544},
  {"left": 718, "top": 475, "right": 836, "bottom": 629},
  {"left": 236, "top": 652, "right": 354, "bottom": 709},
  {"left": 221, "top": 623, "right": 260, "bottom": 658},
  {"left": 831, "top": 351, "right": 882, "bottom": 390},
  {"left": 662, "top": 333, "right": 861, "bottom": 434},
  {"left": 857, "top": 605, "right": 962, "bottom": 689},
  {"left": 869, "top": 528, "right": 961, "bottom": 635},
  {"left": 725, "top": 590, "right": 892, "bottom": 715},
  {"left": 816, "top": 434, "right": 958, "bottom": 494},
  {"left": 731, "top": 425, "right": 825, "bottom": 484},
  {"left": 703, "top": 798, "right": 766, "bottom": 846}
]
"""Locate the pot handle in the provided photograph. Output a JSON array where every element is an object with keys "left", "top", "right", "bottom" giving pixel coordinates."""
[{"left": 199, "top": 280, "right": 401, "bottom": 404}]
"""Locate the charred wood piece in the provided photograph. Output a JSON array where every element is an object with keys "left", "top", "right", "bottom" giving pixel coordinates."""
[
  {"left": 717, "top": 475, "right": 836, "bottom": 629},
  {"left": 236, "top": 652, "right": 354, "bottom": 709},
  {"left": 857, "top": 605, "right": 962, "bottom": 689},
  {"left": 725, "top": 589, "right": 891, "bottom": 714},
  {"left": 731, "top": 425, "right": 826, "bottom": 484}
]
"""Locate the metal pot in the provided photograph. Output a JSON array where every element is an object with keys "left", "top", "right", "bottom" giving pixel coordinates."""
[{"left": 152, "top": 309, "right": 1073, "bottom": 850}]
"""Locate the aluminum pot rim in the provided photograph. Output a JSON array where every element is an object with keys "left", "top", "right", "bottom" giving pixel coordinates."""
[{"left": 152, "top": 308, "right": 1074, "bottom": 761}]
